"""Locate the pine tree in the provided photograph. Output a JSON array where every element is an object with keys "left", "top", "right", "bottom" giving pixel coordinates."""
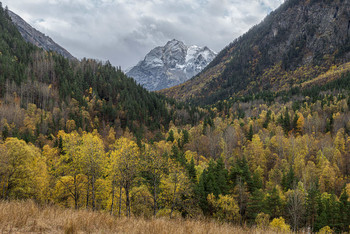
[
  {"left": 292, "top": 113, "right": 298, "bottom": 131},
  {"left": 247, "top": 124, "right": 253, "bottom": 141},
  {"left": 251, "top": 168, "right": 263, "bottom": 191},
  {"left": 281, "top": 166, "right": 296, "bottom": 191},
  {"left": 263, "top": 110, "right": 271, "bottom": 128},
  {"left": 215, "top": 157, "right": 229, "bottom": 195},
  {"left": 246, "top": 189, "right": 265, "bottom": 223},
  {"left": 230, "top": 157, "right": 254, "bottom": 192},
  {"left": 167, "top": 130, "right": 175, "bottom": 142},
  {"left": 264, "top": 187, "right": 284, "bottom": 219},
  {"left": 325, "top": 114, "right": 334, "bottom": 133},
  {"left": 182, "top": 129, "right": 189, "bottom": 145},
  {"left": 187, "top": 157, "right": 197, "bottom": 184},
  {"left": 338, "top": 188, "right": 350, "bottom": 232},
  {"left": 315, "top": 193, "right": 339, "bottom": 231},
  {"left": 306, "top": 183, "right": 321, "bottom": 232},
  {"left": 283, "top": 108, "right": 291, "bottom": 134}
]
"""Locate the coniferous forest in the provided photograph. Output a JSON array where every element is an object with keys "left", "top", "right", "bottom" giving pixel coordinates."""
[{"left": 0, "top": 2, "right": 350, "bottom": 233}]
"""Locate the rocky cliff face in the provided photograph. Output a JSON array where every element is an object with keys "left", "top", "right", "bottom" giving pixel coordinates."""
[
  {"left": 126, "top": 39, "right": 216, "bottom": 91},
  {"left": 161, "top": 0, "right": 350, "bottom": 104},
  {"left": 8, "top": 10, "right": 75, "bottom": 60}
]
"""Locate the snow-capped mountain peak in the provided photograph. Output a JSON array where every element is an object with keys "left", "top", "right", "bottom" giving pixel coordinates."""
[{"left": 126, "top": 40, "right": 216, "bottom": 91}]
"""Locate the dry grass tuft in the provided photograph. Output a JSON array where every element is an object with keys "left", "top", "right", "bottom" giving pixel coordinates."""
[{"left": 0, "top": 200, "right": 287, "bottom": 233}]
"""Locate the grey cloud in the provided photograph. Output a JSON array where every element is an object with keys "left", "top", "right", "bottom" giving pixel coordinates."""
[{"left": 1, "top": 0, "right": 283, "bottom": 69}]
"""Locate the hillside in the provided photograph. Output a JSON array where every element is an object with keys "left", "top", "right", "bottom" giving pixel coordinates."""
[
  {"left": 127, "top": 39, "right": 216, "bottom": 91},
  {"left": 8, "top": 9, "right": 75, "bottom": 60},
  {"left": 0, "top": 6, "right": 201, "bottom": 143},
  {"left": 161, "top": 0, "right": 350, "bottom": 104}
]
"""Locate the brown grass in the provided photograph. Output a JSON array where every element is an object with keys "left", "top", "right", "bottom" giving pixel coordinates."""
[{"left": 0, "top": 200, "right": 283, "bottom": 234}]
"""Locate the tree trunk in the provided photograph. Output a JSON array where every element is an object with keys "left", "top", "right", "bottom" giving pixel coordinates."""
[
  {"left": 110, "top": 182, "right": 115, "bottom": 215},
  {"left": 91, "top": 175, "right": 96, "bottom": 210},
  {"left": 74, "top": 174, "right": 78, "bottom": 210},
  {"left": 170, "top": 174, "right": 178, "bottom": 219},
  {"left": 153, "top": 176, "right": 157, "bottom": 217},
  {"left": 86, "top": 178, "right": 90, "bottom": 209},
  {"left": 125, "top": 185, "right": 130, "bottom": 217},
  {"left": 118, "top": 186, "right": 122, "bottom": 217},
  {"left": 2, "top": 180, "right": 6, "bottom": 199}
]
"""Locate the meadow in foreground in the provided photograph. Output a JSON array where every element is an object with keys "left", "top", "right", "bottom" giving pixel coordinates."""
[{"left": 0, "top": 200, "right": 291, "bottom": 234}]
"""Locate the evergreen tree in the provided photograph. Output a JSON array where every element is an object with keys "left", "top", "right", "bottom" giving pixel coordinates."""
[
  {"left": 215, "top": 157, "right": 229, "bottom": 195},
  {"left": 337, "top": 188, "right": 350, "bottom": 232},
  {"left": 247, "top": 124, "right": 253, "bottom": 141},
  {"left": 264, "top": 187, "right": 284, "bottom": 219},
  {"left": 292, "top": 113, "right": 298, "bottom": 131},
  {"left": 263, "top": 110, "right": 271, "bottom": 128},
  {"left": 325, "top": 114, "right": 334, "bottom": 133},
  {"left": 315, "top": 193, "right": 339, "bottom": 231},
  {"left": 230, "top": 157, "right": 254, "bottom": 192},
  {"left": 281, "top": 166, "right": 296, "bottom": 191},
  {"left": 283, "top": 108, "right": 291, "bottom": 134},
  {"left": 187, "top": 157, "right": 197, "bottom": 184},
  {"left": 167, "top": 130, "right": 175, "bottom": 142},
  {"left": 306, "top": 183, "right": 321, "bottom": 232},
  {"left": 246, "top": 189, "right": 265, "bottom": 223},
  {"left": 251, "top": 169, "right": 263, "bottom": 191},
  {"left": 182, "top": 129, "right": 189, "bottom": 146},
  {"left": 195, "top": 158, "right": 229, "bottom": 215}
]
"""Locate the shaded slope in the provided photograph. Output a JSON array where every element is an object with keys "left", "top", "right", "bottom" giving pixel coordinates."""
[{"left": 161, "top": 0, "right": 350, "bottom": 104}]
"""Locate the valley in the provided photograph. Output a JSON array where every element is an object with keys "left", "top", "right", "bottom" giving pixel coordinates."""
[{"left": 0, "top": 0, "right": 350, "bottom": 233}]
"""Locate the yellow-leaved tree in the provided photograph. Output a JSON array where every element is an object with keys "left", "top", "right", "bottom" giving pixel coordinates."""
[
  {"left": 269, "top": 217, "right": 290, "bottom": 232},
  {"left": 0, "top": 138, "right": 48, "bottom": 201},
  {"left": 79, "top": 131, "right": 106, "bottom": 210},
  {"left": 109, "top": 137, "right": 140, "bottom": 217},
  {"left": 207, "top": 193, "right": 240, "bottom": 222},
  {"left": 55, "top": 131, "right": 86, "bottom": 209},
  {"left": 141, "top": 144, "right": 168, "bottom": 217},
  {"left": 159, "top": 159, "right": 191, "bottom": 218}
]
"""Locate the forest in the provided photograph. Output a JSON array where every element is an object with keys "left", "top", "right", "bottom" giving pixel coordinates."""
[{"left": 0, "top": 2, "right": 350, "bottom": 234}]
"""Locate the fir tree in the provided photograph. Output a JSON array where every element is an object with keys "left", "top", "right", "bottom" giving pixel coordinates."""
[
  {"left": 338, "top": 189, "right": 350, "bottom": 232},
  {"left": 167, "top": 130, "right": 175, "bottom": 142},
  {"left": 187, "top": 157, "right": 197, "bottom": 184},
  {"left": 281, "top": 166, "right": 296, "bottom": 191},
  {"left": 283, "top": 108, "right": 291, "bottom": 134},
  {"left": 306, "top": 183, "right": 321, "bottom": 232},
  {"left": 247, "top": 124, "right": 253, "bottom": 141},
  {"left": 246, "top": 189, "right": 265, "bottom": 223}
]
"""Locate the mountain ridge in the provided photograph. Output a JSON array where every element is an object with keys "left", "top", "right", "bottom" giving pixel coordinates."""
[{"left": 8, "top": 9, "right": 75, "bottom": 60}]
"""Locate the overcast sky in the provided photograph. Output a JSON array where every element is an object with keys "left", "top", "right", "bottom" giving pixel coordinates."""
[{"left": 2, "top": 0, "right": 284, "bottom": 70}]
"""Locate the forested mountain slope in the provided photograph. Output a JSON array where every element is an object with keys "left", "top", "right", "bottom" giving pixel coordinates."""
[
  {"left": 161, "top": 0, "right": 350, "bottom": 104},
  {"left": 0, "top": 5, "right": 201, "bottom": 144}
]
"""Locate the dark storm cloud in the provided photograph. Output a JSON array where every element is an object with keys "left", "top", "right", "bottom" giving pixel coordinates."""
[{"left": 1, "top": 0, "right": 284, "bottom": 69}]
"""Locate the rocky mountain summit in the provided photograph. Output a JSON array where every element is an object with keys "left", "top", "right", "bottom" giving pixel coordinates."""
[
  {"left": 8, "top": 10, "right": 75, "bottom": 60},
  {"left": 126, "top": 39, "right": 216, "bottom": 91}
]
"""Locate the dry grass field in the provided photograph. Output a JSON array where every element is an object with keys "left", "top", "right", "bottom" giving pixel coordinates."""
[{"left": 0, "top": 200, "right": 287, "bottom": 234}]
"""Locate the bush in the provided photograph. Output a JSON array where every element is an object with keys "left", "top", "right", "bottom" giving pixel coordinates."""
[
  {"left": 256, "top": 212, "right": 270, "bottom": 229},
  {"left": 269, "top": 217, "right": 291, "bottom": 232},
  {"left": 318, "top": 226, "right": 334, "bottom": 234}
]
